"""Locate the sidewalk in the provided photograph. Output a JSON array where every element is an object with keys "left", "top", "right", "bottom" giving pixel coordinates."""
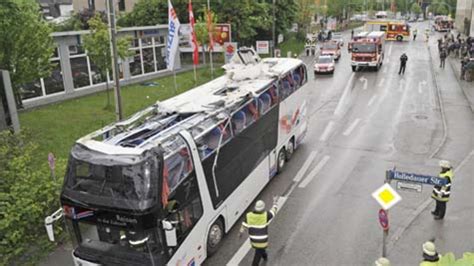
[{"left": 387, "top": 34, "right": 474, "bottom": 264}]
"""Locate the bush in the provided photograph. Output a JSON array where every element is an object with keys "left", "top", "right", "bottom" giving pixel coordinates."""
[{"left": 0, "top": 130, "right": 65, "bottom": 265}]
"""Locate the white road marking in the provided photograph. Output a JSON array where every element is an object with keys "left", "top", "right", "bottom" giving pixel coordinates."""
[
  {"left": 398, "top": 79, "right": 405, "bottom": 92},
  {"left": 299, "top": 155, "right": 331, "bottom": 188},
  {"left": 386, "top": 58, "right": 390, "bottom": 64},
  {"left": 383, "top": 66, "right": 388, "bottom": 73},
  {"left": 454, "top": 150, "right": 474, "bottom": 174},
  {"left": 378, "top": 78, "right": 386, "bottom": 87},
  {"left": 343, "top": 118, "right": 361, "bottom": 136},
  {"left": 388, "top": 44, "right": 393, "bottom": 56},
  {"left": 293, "top": 151, "right": 318, "bottom": 182},
  {"left": 334, "top": 73, "right": 355, "bottom": 116},
  {"left": 359, "top": 76, "right": 368, "bottom": 90},
  {"left": 227, "top": 239, "right": 251, "bottom": 266},
  {"left": 418, "top": 80, "right": 426, "bottom": 94},
  {"left": 319, "top": 121, "right": 335, "bottom": 141},
  {"left": 368, "top": 95, "right": 378, "bottom": 106}
]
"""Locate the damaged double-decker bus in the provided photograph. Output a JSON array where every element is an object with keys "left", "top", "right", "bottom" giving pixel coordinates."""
[{"left": 45, "top": 48, "right": 309, "bottom": 265}]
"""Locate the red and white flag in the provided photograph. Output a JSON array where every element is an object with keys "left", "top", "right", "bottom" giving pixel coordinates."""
[{"left": 188, "top": 0, "right": 199, "bottom": 65}]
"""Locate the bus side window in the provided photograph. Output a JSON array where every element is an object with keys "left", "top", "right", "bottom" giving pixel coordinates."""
[
  {"left": 197, "top": 121, "right": 231, "bottom": 159},
  {"left": 258, "top": 92, "right": 272, "bottom": 115},
  {"left": 268, "top": 84, "right": 279, "bottom": 104},
  {"left": 232, "top": 100, "right": 258, "bottom": 134},
  {"left": 164, "top": 146, "right": 194, "bottom": 191},
  {"left": 279, "top": 74, "right": 293, "bottom": 100}
]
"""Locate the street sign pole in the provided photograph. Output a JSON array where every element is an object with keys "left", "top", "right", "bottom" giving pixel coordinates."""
[{"left": 382, "top": 170, "right": 390, "bottom": 257}]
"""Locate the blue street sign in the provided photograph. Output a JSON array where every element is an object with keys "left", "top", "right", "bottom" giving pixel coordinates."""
[{"left": 387, "top": 170, "right": 447, "bottom": 186}]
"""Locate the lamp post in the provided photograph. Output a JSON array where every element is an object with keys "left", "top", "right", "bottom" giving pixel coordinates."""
[
  {"left": 272, "top": 0, "right": 276, "bottom": 57},
  {"left": 106, "top": 0, "right": 123, "bottom": 121}
]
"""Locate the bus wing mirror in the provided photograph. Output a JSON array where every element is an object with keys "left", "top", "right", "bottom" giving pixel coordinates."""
[
  {"left": 44, "top": 208, "right": 63, "bottom": 242},
  {"left": 162, "top": 220, "right": 177, "bottom": 247}
]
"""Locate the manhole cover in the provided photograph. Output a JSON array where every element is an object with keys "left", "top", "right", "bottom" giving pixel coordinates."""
[{"left": 414, "top": 114, "right": 428, "bottom": 120}]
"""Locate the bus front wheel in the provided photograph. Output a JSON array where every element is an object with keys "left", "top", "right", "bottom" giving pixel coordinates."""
[
  {"left": 286, "top": 139, "right": 295, "bottom": 161},
  {"left": 277, "top": 148, "right": 286, "bottom": 173},
  {"left": 207, "top": 219, "right": 224, "bottom": 256}
]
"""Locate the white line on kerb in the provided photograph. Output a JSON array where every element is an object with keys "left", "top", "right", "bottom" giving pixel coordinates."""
[
  {"left": 378, "top": 78, "right": 385, "bottom": 87},
  {"left": 299, "top": 155, "right": 331, "bottom": 188},
  {"left": 343, "top": 118, "right": 361, "bottom": 136},
  {"left": 293, "top": 151, "right": 318, "bottom": 182},
  {"left": 368, "top": 95, "right": 378, "bottom": 107},
  {"left": 319, "top": 121, "right": 335, "bottom": 142}
]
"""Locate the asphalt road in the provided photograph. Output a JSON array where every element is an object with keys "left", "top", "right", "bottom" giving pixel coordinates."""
[
  {"left": 205, "top": 23, "right": 474, "bottom": 266},
  {"left": 40, "top": 22, "right": 473, "bottom": 266}
]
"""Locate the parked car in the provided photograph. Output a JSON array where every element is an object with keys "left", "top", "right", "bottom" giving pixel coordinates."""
[
  {"left": 331, "top": 33, "right": 344, "bottom": 46},
  {"left": 417, "top": 17, "right": 424, "bottom": 22},
  {"left": 314, "top": 55, "right": 336, "bottom": 74}
]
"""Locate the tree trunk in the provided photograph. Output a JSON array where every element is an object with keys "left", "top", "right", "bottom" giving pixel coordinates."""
[
  {"left": 105, "top": 73, "right": 111, "bottom": 108},
  {"left": 202, "top": 45, "right": 206, "bottom": 65}
]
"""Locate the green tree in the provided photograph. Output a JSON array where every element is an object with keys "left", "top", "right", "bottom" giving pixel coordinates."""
[
  {"left": 296, "top": 0, "right": 317, "bottom": 34},
  {"left": 411, "top": 3, "right": 422, "bottom": 16},
  {"left": 0, "top": 0, "right": 54, "bottom": 107},
  {"left": 215, "top": 1, "right": 272, "bottom": 46},
  {"left": 118, "top": 0, "right": 167, "bottom": 27},
  {"left": 0, "top": 130, "right": 65, "bottom": 265},
  {"left": 83, "top": 15, "right": 131, "bottom": 108}
]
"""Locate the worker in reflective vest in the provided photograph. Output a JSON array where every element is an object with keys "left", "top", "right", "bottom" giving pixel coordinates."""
[
  {"left": 420, "top": 241, "right": 441, "bottom": 266},
  {"left": 240, "top": 199, "right": 278, "bottom": 266},
  {"left": 431, "top": 160, "right": 453, "bottom": 220}
]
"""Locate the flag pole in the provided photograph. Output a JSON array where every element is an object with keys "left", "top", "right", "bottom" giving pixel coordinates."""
[
  {"left": 173, "top": 71, "right": 178, "bottom": 95},
  {"left": 193, "top": 65, "right": 197, "bottom": 84},
  {"left": 207, "top": 0, "right": 214, "bottom": 78}
]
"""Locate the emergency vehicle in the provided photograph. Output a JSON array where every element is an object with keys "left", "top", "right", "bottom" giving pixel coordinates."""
[
  {"left": 350, "top": 31, "right": 385, "bottom": 71},
  {"left": 365, "top": 20, "right": 410, "bottom": 41},
  {"left": 348, "top": 31, "right": 369, "bottom": 52},
  {"left": 434, "top": 16, "right": 453, "bottom": 32},
  {"left": 44, "top": 48, "right": 309, "bottom": 266},
  {"left": 320, "top": 40, "right": 342, "bottom": 61}
]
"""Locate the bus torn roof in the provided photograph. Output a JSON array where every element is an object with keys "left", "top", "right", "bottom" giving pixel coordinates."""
[{"left": 77, "top": 53, "right": 303, "bottom": 155}]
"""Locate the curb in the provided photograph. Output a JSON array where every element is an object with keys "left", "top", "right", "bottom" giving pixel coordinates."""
[
  {"left": 447, "top": 57, "right": 474, "bottom": 113},
  {"left": 427, "top": 45, "right": 448, "bottom": 159}
]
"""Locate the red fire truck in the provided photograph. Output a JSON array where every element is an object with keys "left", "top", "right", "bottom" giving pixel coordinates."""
[
  {"left": 350, "top": 31, "right": 385, "bottom": 72},
  {"left": 434, "top": 16, "right": 453, "bottom": 32}
]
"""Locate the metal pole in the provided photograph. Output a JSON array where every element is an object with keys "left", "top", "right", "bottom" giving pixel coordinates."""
[
  {"left": 382, "top": 219, "right": 388, "bottom": 257},
  {"left": 107, "top": 0, "right": 123, "bottom": 121},
  {"left": 1, "top": 70, "right": 20, "bottom": 133},
  {"left": 207, "top": 0, "right": 214, "bottom": 78},
  {"left": 272, "top": 0, "right": 276, "bottom": 57}
]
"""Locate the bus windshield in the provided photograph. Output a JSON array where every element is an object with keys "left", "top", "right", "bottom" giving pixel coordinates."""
[
  {"left": 64, "top": 145, "right": 160, "bottom": 210},
  {"left": 70, "top": 219, "right": 165, "bottom": 265},
  {"left": 352, "top": 43, "right": 376, "bottom": 53}
]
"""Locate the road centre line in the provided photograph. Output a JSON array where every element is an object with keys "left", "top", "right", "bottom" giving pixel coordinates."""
[
  {"left": 367, "top": 95, "right": 378, "bottom": 107},
  {"left": 299, "top": 155, "right": 331, "bottom": 188},
  {"left": 293, "top": 151, "right": 318, "bottom": 182},
  {"left": 343, "top": 118, "right": 361, "bottom": 136},
  {"left": 319, "top": 121, "right": 335, "bottom": 141}
]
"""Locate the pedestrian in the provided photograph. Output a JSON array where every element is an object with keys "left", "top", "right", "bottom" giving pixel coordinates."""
[
  {"left": 399, "top": 53, "right": 408, "bottom": 75},
  {"left": 461, "top": 57, "right": 468, "bottom": 80},
  {"left": 375, "top": 257, "right": 391, "bottom": 266},
  {"left": 420, "top": 241, "right": 441, "bottom": 266},
  {"left": 439, "top": 49, "right": 447, "bottom": 69},
  {"left": 240, "top": 199, "right": 278, "bottom": 266},
  {"left": 351, "top": 29, "right": 354, "bottom": 39},
  {"left": 413, "top": 29, "right": 418, "bottom": 41},
  {"left": 431, "top": 160, "right": 453, "bottom": 220}
]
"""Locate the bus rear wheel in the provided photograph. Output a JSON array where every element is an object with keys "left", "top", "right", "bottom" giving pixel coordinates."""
[
  {"left": 277, "top": 148, "right": 286, "bottom": 173},
  {"left": 207, "top": 219, "right": 224, "bottom": 256},
  {"left": 396, "top": 35, "right": 403, "bottom": 41}
]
